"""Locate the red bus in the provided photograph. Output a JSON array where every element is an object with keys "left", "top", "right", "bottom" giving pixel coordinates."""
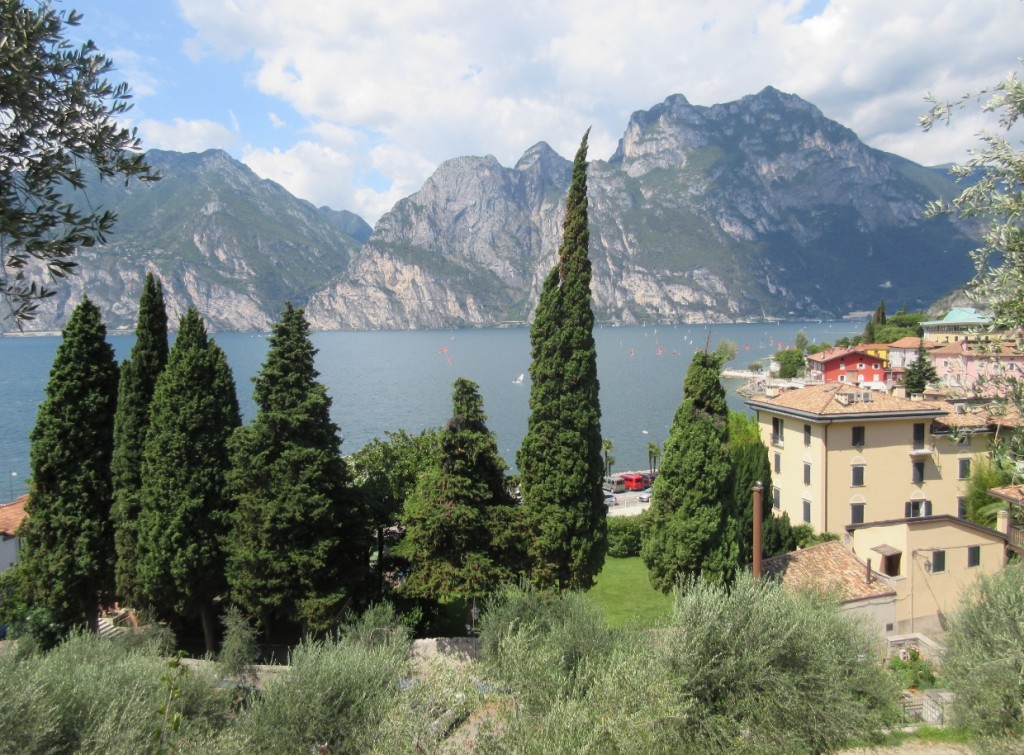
[{"left": 620, "top": 473, "right": 647, "bottom": 491}]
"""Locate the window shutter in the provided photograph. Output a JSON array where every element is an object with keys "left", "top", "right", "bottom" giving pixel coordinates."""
[{"left": 905, "top": 501, "right": 912, "bottom": 518}]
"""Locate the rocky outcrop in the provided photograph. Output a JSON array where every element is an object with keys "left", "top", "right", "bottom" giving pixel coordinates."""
[{"left": 3, "top": 88, "right": 978, "bottom": 333}]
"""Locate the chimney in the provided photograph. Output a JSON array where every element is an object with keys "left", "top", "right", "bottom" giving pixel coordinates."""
[
  {"left": 752, "top": 482, "right": 764, "bottom": 579},
  {"left": 866, "top": 557, "right": 872, "bottom": 585}
]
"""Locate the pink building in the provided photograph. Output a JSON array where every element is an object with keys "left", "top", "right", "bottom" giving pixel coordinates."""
[{"left": 932, "top": 340, "right": 1024, "bottom": 394}]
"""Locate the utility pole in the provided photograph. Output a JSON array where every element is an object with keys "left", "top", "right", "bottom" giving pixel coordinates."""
[{"left": 752, "top": 481, "right": 763, "bottom": 579}]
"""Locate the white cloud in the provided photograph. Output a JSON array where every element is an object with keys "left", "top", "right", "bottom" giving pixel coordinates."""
[
  {"left": 170, "top": 0, "right": 1024, "bottom": 222},
  {"left": 268, "top": 111, "right": 286, "bottom": 129},
  {"left": 139, "top": 118, "right": 239, "bottom": 153}
]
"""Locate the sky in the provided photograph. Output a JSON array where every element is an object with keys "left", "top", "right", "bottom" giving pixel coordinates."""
[{"left": 63, "top": 0, "right": 1024, "bottom": 225}]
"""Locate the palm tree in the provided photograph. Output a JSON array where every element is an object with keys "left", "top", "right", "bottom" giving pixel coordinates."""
[
  {"left": 602, "top": 438, "right": 614, "bottom": 477},
  {"left": 647, "top": 440, "right": 661, "bottom": 476}
]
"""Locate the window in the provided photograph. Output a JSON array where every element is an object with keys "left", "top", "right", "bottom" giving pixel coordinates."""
[
  {"left": 957, "top": 496, "right": 967, "bottom": 518},
  {"left": 772, "top": 487, "right": 781, "bottom": 510},
  {"left": 873, "top": 362, "right": 881, "bottom": 369},
  {"left": 851, "top": 465, "right": 865, "bottom": 487},
  {"left": 858, "top": 362, "right": 866, "bottom": 369},
  {"left": 931, "top": 550, "right": 946, "bottom": 574},
  {"left": 912, "top": 460, "right": 925, "bottom": 484},
  {"left": 838, "top": 374, "right": 846, "bottom": 382},
  {"left": 851, "top": 503, "right": 865, "bottom": 525},
  {"left": 772, "top": 417, "right": 784, "bottom": 447},
  {"left": 912, "top": 423, "right": 926, "bottom": 451},
  {"left": 803, "top": 424, "right": 811, "bottom": 446},
  {"left": 967, "top": 545, "right": 980, "bottom": 568},
  {"left": 774, "top": 452, "right": 781, "bottom": 474},
  {"left": 803, "top": 462, "right": 811, "bottom": 486},
  {"left": 852, "top": 426, "right": 865, "bottom": 447},
  {"left": 802, "top": 498, "right": 811, "bottom": 523},
  {"left": 905, "top": 499, "right": 932, "bottom": 518},
  {"left": 959, "top": 458, "right": 971, "bottom": 479},
  {"left": 881, "top": 553, "right": 902, "bottom": 577}
]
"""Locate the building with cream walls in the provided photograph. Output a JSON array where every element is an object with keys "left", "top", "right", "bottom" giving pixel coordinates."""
[{"left": 747, "top": 384, "right": 993, "bottom": 536}]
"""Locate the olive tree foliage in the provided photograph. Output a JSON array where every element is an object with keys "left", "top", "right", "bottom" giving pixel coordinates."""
[
  {"left": 943, "top": 564, "right": 1024, "bottom": 742},
  {"left": 0, "top": 0, "right": 157, "bottom": 321},
  {"left": 922, "top": 65, "right": 1024, "bottom": 479},
  {"left": 475, "top": 576, "right": 898, "bottom": 753}
]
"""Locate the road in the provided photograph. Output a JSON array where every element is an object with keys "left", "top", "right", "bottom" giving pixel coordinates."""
[{"left": 606, "top": 489, "right": 651, "bottom": 517}]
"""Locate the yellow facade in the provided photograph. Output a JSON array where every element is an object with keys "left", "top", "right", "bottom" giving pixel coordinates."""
[
  {"left": 750, "top": 387, "right": 990, "bottom": 536},
  {"left": 846, "top": 517, "right": 1007, "bottom": 635}
]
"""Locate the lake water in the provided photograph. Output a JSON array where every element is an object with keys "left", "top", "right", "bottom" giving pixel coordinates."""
[{"left": 0, "top": 320, "right": 862, "bottom": 501}]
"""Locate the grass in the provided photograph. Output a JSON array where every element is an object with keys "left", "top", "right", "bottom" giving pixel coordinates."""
[{"left": 588, "top": 556, "right": 673, "bottom": 627}]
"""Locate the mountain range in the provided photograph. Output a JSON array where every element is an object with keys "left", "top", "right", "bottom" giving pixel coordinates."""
[{"left": 1, "top": 87, "right": 978, "bottom": 334}]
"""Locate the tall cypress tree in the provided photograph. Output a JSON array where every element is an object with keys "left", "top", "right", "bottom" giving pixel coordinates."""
[
  {"left": 642, "top": 351, "right": 734, "bottom": 591},
  {"left": 226, "top": 303, "right": 369, "bottom": 637},
  {"left": 517, "top": 129, "right": 606, "bottom": 590},
  {"left": 20, "top": 297, "right": 119, "bottom": 632},
  {"left": 136, "top": 309, "right": 240, "bottom": 651},
  {"left": 111, "top": 272, "right": 168, "bottom": 604},
  {"left": 398, "top": 378, "right": 514, "bottom": 600},
  {"left": 903, "top": 343, "right": 939, "bottom": 394}
]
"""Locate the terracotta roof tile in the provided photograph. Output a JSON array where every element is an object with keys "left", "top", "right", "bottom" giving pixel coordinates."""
[
  {"left": 0, "top": 495, "right": 28, "bottom": 537},
  {"left": 750, "top": 383, "right": 947, "bottom": 417},
  {"left": 761, "top": 540, "right": 895, "bottom": 602},
  {"left": 887, "top": 337, "right": 940, "bottom": 350}
]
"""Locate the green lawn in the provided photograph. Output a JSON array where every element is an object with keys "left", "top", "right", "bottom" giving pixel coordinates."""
[{"left": 589, "top": 556, "right": 673, "bottom": 627}]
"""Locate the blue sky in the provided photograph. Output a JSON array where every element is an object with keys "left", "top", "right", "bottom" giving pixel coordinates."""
[{"left": 63, "top": 0, "right": 1024, "bottom": 224}]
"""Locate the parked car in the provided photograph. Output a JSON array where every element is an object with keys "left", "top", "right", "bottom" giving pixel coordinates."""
[
  {"left": 620, "top": 473, "right": 646, "bottom": 491},
  {"left": 638, "top": 490, "right": 652, "bottom": 503},
  {"left": 604, "top": 493, "right": 617, "bottom": 507},
  {"left": 603, "top": 475, "right": 627, "bottom": 494}
]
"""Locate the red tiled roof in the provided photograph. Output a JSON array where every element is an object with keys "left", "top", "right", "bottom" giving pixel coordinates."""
[
  {"left": 887, "top": 337, "right": 941, "bottom": 350},
  {"left": 761, "top": 540, "right": 895, "bottom": 602},
  {"left": 0, "top": 495, "right": 28, "bottom": 537},
  {"left": 750, "top": 382, "right": 947, "bottom": 417}
]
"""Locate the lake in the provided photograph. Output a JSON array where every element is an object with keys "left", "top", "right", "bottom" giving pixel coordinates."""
[{"left": 0, "top": 320, "right": 862, "bottom": 500}]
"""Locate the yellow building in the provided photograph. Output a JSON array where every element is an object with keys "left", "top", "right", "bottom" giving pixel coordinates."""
[
  {"left": 845, "top": 516, "right": 1011, "bottom": 636},
  {"left": 747, "top": 384, "right": 992, "bottom": 536}
]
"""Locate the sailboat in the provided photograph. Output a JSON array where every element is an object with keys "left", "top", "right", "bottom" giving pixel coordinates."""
[{"left": 513, "top": 373, "right": 525, "bottom": 384}]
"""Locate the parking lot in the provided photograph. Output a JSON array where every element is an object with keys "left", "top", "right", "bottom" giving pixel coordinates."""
[{"left": 606, "top": 489, "right": 651, "bottom": 517}]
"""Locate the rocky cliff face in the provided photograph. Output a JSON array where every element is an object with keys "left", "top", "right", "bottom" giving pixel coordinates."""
[
  {"left": 307, "top": 87, "right": 975, "bottom": 330},
  {"left": 3, "top": 88, "right": 977, "bottom": 334},
  {"left": 2, "top": 149, "right": 369, "bottom": 333}
]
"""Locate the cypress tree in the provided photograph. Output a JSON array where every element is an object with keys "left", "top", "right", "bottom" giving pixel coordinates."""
[
  {"left": 517, "top": 129, "right": 606, "bottom": 590},
  {"left": 136, "top": 309, "right": 240, "bottom": 651},
  {"left": 642, "top": 351, "right": 734, "bottom": 591},
  {"left": 111, "top": 272, "right": 168, "bottom": 604},
  {"left": 399, "top": 378, "right": 514, "bottom": 600},
  {"left": 903, "top": 343, "right": 939, "bottom": 394},
  {"left": 20, "top": 297, "right": 120, "bottom": 633},
  {"left": 728, "top": 412, "right": 796, "bottom": 565},
  {"left": 226, "top": 303, "right": 369, "bottom": 637}
]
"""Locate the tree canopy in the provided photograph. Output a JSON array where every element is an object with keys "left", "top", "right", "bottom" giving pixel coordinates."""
[
  {"left": 517, "top": 129, "right": 606, "bottom": 590},
  {"left": 18, "top": 297, "right": 119, "bottom": 633},
  {"left": 0, "top": 0, "right": 156, "bottom": 321},
  {"left": 226, "top": 303, "right": 369, "bottom": 637}
]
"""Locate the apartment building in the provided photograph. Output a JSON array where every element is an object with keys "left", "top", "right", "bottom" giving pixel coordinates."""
[{"left": 747, "top": 384, "right": 991, "bottom": 536}]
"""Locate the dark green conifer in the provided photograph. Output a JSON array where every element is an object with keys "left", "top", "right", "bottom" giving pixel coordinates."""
[
  {"left": 399, "top": 378, "right": 514, "bottom": 600},
  {"left": 226, "top": 303, "right": 369, "bottom": 637},
  {"left": 903, "top": 343, "right": 939, "bottom": 394},
  {"left": 111, "top": 272, "right": 168, "bottom": 603},
  {"left": 642, "top": 351, "right": 734, "bottom": 591},
  {"left": 517, "top": 129, "right": 606, "bottom": 590},
  {"left": 20, "top": 297, "right": 120, "bottom": 633},
  {"left": 136, "top": 309, "right": 240, "bottom": 651}
]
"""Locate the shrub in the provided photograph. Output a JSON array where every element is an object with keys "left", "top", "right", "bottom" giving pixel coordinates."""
[
  {"left": 218, "top": 605, "right": 259, "bottom": 678},
  {"left": 886, "top": 648, "right": 937, "bottom": 690},
  {"left": 607, "top": 513, "right": 645, "bottom": 557},
  {"left": 943, "top": 563, "right": 1024, "bottom": 741}
]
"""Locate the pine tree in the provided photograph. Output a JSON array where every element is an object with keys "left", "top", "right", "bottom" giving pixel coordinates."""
[
  {"left": 903, "top": 343, "right": 939, "bottom": 394},
  {"left": 136, "top": 308, "right": 240, "bottom": 651},
  {"left": 226, "top": 303, "right": 369, "bottom": 637},
  {"left": 517, "top": 130, "right": 606, "bottom": 590},
  {"left": 398, "top": 378, "right": 514, "bottom": 600},
  {"left": 19, "top": 297, "right": 119, "bottom": 632},
  {"left": 642, "top": 351, "right": 734, "bottom": 591},
  {"left": 111, "top": 272, "right": 168, "bottom": 604}
]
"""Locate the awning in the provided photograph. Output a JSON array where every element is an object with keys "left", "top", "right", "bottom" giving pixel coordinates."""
[{"left": 871, "top": 544, "right": 902, "bottom": 557}]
